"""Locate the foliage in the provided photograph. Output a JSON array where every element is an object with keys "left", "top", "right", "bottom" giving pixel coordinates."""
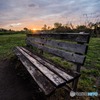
[
  {"left": 0, "top": 28, "right": 25, "bottom": 35},
  {"left": 54, "top": 22, "right": 62, "bottom": 28},
  {"left": 76, "top": 25, "right": 87, "bottom": 30},
  {"left": 40, "top": 21, "right": 100, "bottom": 37},
  {"left": 1, "top": 20, "right": 100, "bottom": 37},
  {"left": 41, "top": 24, "right": 47, "bottom": 31},
  {"left": 88, "top": 22, "right": 100, "bottom": 37},
  {"left": 23, "top": 27, "right": 29, "bottom": 31},
  {"left": 53, "top": 22, "right": 72, "bottom": 33}
]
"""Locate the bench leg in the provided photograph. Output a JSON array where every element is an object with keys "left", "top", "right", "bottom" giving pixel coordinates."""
[
  {"left": 62, "top": 85, "right": 72, "bottom": 100},
  {"left": 64, "top": 89, "right": 71, "bottom": 100},
  {"left": 72, "top": 63, "right": 81, "bottom": 92},
  {"left": 72, "top": 78, "right": 79, "bottom": 92}
]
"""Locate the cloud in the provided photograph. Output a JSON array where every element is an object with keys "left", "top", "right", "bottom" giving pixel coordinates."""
[
  {"left": 9, "top": 25, "right": 13, "bottom": 27},
  {"left": 0, "top": 0, "right": 100, "bottom": 30},
  {"left": 28, "top": 2, "right": 39, "bottom": 8},
  {"left": 10, "top": 23, "right": 22, "bottom": 26}
]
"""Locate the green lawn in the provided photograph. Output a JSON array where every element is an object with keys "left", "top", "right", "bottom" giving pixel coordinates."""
[
  {"left": 0, "top": 34, "right": 26, "bottom": 58},
  {"left": 0, "top": 34, "right": 100, "bottom": 97}
]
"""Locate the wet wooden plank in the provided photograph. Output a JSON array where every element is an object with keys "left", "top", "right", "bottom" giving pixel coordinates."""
[
  {"left": 27, "top": 37, "right": 88, "bottom": 54},
  {"left": 27, "top": 33, "right": 90, "bottom": 43},
  {"left": 16, "top": 46, "right": 66, "bottom": 86},
  {"left": 21, "top": 47, "right": 74, "bottom": 82},
  {"left": 26, "top": 41, "right": 85, "bottom": 65},
  {"left": 22, "top": 46, "right": 81, "bottom": 80},
  {"left": 12, "top": 47, "right": 56, "bottom": 96}
]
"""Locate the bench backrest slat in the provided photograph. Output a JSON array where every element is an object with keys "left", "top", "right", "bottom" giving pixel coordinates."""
[
  {"left": 27, "top": 33, "right": 90, "bottom": 43},
  {"left": 27, "top": 37, "right": 88, "bottom": 54},
  {"left": 26, "top": 41, "right": 85, "bottom": 65},
  {"left": 26, "top": 33, "right": 90, "bottom": 65}
]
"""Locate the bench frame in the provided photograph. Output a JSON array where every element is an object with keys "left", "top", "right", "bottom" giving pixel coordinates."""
[{"left": 13, "top": 33, "right": 90, "bottom": 99}]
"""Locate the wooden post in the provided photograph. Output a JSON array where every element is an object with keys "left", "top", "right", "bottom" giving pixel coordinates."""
[
  {"left": 72, "top": 65, "right": 80, "bottom": 92},
  {"left": 72, "top": 42, "right": 84, "bottom": 92}
]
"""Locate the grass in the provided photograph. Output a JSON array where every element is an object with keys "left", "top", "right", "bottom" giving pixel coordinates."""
[
  {"left": 82, "top": 69, "right": 99, "bottom": 77},
  {"left": 77, "top": 38, "right": 100, "bottom": 93},
  {"left": 84, "top": 38, "right": 100, "bottom": 68},
  {"left": 0, "top": 34, "right": 100, "bottom": 99},
  {"left": 49, "top": 57, "right": 71, "bottom": 68},
  {"left": 0, "top": 34, "right": 26, "bottom": 58}
]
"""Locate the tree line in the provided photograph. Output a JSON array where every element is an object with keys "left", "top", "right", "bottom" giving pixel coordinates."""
[
  {"left": 0, "top": 28, "right": 26, "bottom": 35},
  {"left": 0, "top": 21, "right": 100, "bottom": 37},
  {"left": 41, "top": 22, "right": 100, "bottom": 37}
]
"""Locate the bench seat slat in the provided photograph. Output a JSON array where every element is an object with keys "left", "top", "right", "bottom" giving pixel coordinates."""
[
  {"left": 21, "top": 47, "right": 74, "bottom": 82},
  {"left": 27, "top": 37, "right": 88, "bottom": 54},
  {"left": 13, "top": 47, "right": 56, "bottom": 96},
  {"left": 16, "top": 46, "right": 66, "bottom": 86},
  {"left": 26, "top": 41, "right": 85, "bottom": 65}
]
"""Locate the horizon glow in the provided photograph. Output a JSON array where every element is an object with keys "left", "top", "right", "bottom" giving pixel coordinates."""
[{"left": 0, "top": 0, "right": 100, "bottom": 30}]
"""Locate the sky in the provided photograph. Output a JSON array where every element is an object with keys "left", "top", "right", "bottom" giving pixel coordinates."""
[{"left": 0, "top": 0, "right": 100, "bottom": 30}]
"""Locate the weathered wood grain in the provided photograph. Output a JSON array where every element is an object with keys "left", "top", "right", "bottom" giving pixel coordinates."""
[
  {"left": 12, "top": 33, "right": 90, "bottom": 96},
  {"left": 27, "top": 33, "right": 90, "bottom": 43},
  {"left": 12, "top": 47, "right": 56, "bottom": 95},
  {"left": 27, "top": 37, "right": 88, "bottom": 54},
  {"left": 22, "top": 46, "right": 81, "bottom": 80},
  {"left": 21, "top": 47, "right": 74, "bottom": 82},
  {"left": 26, "top": 41, "right": 85, "bottom": 65},
  {"left": 16, "top": 46, "right": 66, "bottom": 86}
]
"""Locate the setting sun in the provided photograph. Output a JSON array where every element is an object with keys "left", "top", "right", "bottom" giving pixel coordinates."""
[{"left": 33, "top": 28, "right": 36, "bottom": 31}]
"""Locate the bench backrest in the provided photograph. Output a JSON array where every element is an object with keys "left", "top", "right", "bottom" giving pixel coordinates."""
[{"left": 26, "top": 33, "right": 90, "bottom": 72}]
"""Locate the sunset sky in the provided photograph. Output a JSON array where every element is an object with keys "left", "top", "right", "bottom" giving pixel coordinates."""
[{"left": 0, "top": 0, "right": 100, "bottom": 30}]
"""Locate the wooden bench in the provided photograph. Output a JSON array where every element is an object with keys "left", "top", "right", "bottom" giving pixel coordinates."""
[{"left": 12, "top": 33, "right": 90, "bottom": 97}]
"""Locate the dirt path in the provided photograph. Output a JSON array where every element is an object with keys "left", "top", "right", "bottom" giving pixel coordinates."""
[{"left": 0, "top": 58, "right": 45, "bottom": 100}]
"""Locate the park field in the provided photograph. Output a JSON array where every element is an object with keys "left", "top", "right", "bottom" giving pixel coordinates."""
[
  {"left": 0, "top": 34, "right": 100, "bottom": 99},
  {"left": 0, "top": 34, "right": 26, "bottom": 58}
]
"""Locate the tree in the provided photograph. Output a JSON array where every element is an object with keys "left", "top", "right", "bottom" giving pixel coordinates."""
[
  {"left": 54, "top": 22, "right": 62, "bottom": 28},
  {"left": 88, "top": 22, "right": 100, "bottom": 37},
  {"left": 76, "top": 25, "right": 87, "bottom": 30},
  {"left": 9, "top": 29, "right": 11, "bottom": 31},
  {"left": 23, "top": 27, "right": 28, "bottom": 31},
  {"left": 54, "top": 22, "right": 62, "bottom": 32},
  {"left": 41, "top": 24, "right": 47, "bottom": 31},
  {"left": 48, "top": 26, "right": 50, "bottom": 30}
]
